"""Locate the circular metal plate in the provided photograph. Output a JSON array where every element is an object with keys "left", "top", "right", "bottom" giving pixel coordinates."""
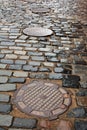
[
  {"left": 23, "top": 27, "right": 53, "bottom": 37},
  {"left": 13, "top": 80, "right": 71, "bottom": 119},
  {"left": 31, "top": 7, "right": 50, "bottom": 13}
]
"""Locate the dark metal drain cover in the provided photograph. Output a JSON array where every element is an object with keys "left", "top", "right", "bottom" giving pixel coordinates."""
[
  {"left": 13, "top": 80, "right": 71, "bottom": 119},
  {"left": 23, "top": 27, "right": 53, "bottom": 37},
  {"left": 31, "top": 7, "right": 50, "bottom": 13}
]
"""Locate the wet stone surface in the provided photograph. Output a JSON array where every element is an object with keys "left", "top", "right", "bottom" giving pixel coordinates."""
[{"left": 0, "top": 0, "right": 87, "bottom": 129}]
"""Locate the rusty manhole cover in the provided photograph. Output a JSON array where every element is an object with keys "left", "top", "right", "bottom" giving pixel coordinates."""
[
  {"left": 31, "top": 7, "right": 50, "bottom": 13},
  {"left": 13, "top": 80, "right": 71, "bottom": 119},
  {"left": 23, "top": 27, "right": 53, "bottom": 37}
]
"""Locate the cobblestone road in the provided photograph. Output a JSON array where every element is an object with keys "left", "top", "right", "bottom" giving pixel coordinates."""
[{"left": 0, "top": 0, "right": 87, "bottom": 130}]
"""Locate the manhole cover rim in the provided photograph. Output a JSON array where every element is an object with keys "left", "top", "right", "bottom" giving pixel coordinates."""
[
  {"left": 13, "top": 80, "right": 71, "bottom": 119},
  {"left": 23, "top": 27, "right": 53, "bottom": 36}
]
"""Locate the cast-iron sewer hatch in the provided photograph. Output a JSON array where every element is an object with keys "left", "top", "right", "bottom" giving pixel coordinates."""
[{"left": 13, "top": 80, "right": 71, "bottom": 120}]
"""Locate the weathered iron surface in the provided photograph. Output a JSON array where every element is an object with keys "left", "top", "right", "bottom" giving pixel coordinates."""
[
  {"left": 13, "top": 80, "right": 71, "bottom": 119},
  {"left": 23, "top": 27, "right": 53, "bottom": 36}
]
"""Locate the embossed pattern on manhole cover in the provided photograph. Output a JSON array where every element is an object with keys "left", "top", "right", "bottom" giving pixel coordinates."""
[
  {"left": 23, "top": 27, "right": 53, "bottom": 36},
  {"left": 31, "top": 8, "right": 50, "bottom": 13},
  {"left": 13, "top": 80, "right": 71, "bottom": 119}
]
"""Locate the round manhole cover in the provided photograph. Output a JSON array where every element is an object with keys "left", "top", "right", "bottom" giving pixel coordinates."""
[
  {"left": 13, "top": 80, "right": 71, "bottom": 119},
  {"left": 31, "top": 7, "right": 50, "bottom": 13},
  {"left": 23, "top": 27, "right": 53, "bottom": 36}
]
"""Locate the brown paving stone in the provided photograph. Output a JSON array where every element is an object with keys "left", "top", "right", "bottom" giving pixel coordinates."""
[{"left": 76, "top": 97, "right": 87, "bottom": 107}]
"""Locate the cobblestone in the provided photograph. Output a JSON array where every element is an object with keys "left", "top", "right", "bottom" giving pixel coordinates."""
[
  {"left": 0, "top": 70, "right": 12, "bottom": 76},
  {"left": 75, "top": 120, "right": 87, "bottom": 130},
  {"left": 0, "top": 104, "right": 12, "bottom": 113},
  {"left": 23, "top": 65, "right": 38, "bottom": 72},
  {"left": 0, "top": 64, "right": 6, "bottom": 69},
  {"left": 49, "top": 73, "right": 63, "bottom": 79},
  {"left": 0, "top": 76, "right": 8, "bottom": 83},
  {"left": 13, "top": 71, "right": 28, "bottom": 77},
  {"left": 0, "top": 115, "right": 13, "bottom": 127},
  {"left": 0, "top": 84, "right": 16, "bottom": 91},
  {"left": 0, "top": 94, "right": 10, "bottom": 102},
  {"left": 8, "top": 77, "right": 25, "bottom": 83},
  {"left": 15, "top": 60, "right": 26, "bottom": 65},
  {"left": 31, "top": 56, "right": 45, "bottom": 61},
  {"left": 5, "top": 54, "right": 17, "bottom": 59},
  {"left": 67, "top": 107, "right": 86, "bottom": 118},
  {"left": 9, "top": 65, "right": 22, "bottom": 70},
  {"left": 12, "top": 118, "right": 37, "bottom": 129}
]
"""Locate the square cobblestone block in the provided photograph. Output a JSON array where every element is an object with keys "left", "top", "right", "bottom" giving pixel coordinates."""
[
  {"left": 0, "top": 70, "right": 12, "bottom": 76},
  {"left": 0, "top": 84, "right": 16, "bottom": 91},
  {"left": 0, "top": 94, "right": 10, "bottom": 102},
  {"left": 0, "top": 64, "right": 6, "bottom": 69},
  {"left": 9, "top": 65, "right": 22, "bottom": 70},
  {"left": 0, "top": 104, "right": 12, "bottom": 113},
  {"left": 0, "top": 114, "right": 13, "bottom": 127},
  {"left": 13, "top": 71, "right": 28, "bottom": 77},
  {"left": 12, "top": 118, "right": 37, "bottom": 129},
  {"left": 0, "top": 76, "right": 8, "bottom": 83},
  {"left": 49, "top": 73, "right": 63, "bottom": 79},
  {"left": 8, "top": 78, "right": 25, "bottom": 83}
]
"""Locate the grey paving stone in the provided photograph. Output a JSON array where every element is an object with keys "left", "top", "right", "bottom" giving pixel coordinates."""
[
  {"left": 47, "top": 57, "right": 59, "bottom": 62},
  {"left": 0, "top": 104, "right": 12, "bottom": 113},
  {"left": 0, "top": 76, "right": 8, "bottom": 83},
  {"left": 23, "top": 65, "right": 38, "bottom": 72},
  {"left": 54, "top": 67, "right": 64, "bottom": 73},
  {"left": 0, "top": 70, "right": 12, "bottom": 76},
  {"left": 9, "top": 65, "right": 22, "bottom": 70},
  {"left": 0, "top": 64, "right": 6, "bottom": 69},
  {"left": 67, "top": 107, "right": 86, "bottom": 118},
  {"left": 28, "top": 52, "right": 42, "bottom": 56},
  {"left": 0, "top": 94, "right": 10, "bottom": 102},
  {"left": 39, "top": 67, "right": 51, "bottom": 72},
  {"left": 76, "top": 89, "right": 87, "bottom": 96},
  {"left": 13, "top": 71, "right": 28, "bottom": 77},
  {"left": 39, "top": 48, "right": 52, "bottom": 52},
  {"left": 1, "top": 59, "right": 13, "bottom": 64},
  {"left": 63, "top": 75, "right": 80, "bottom": 88},
  {"left": 28, "top": 61, "right": 40, "bottom": 66},
  {"left": 14, "top": 51, "right": 26, "bottom": 55},
  {"left": 29, "top": 73, "right": 47, "bottom": 79},
  {"left": 1, "top": 49, "right": 13, "bottom": 54},
  {"left": 75, "top": 120, "right": 87, "bottom": 130},
  {"left": 12, "top": 118, "right": 37, "bottom": 129},
  {"left": 9, "top": 77, "right": 25, "bottom": 83},
  {"left": 5, "top": 54, "right": 17, "bottom": 59},
  {"left": 31, "top": 56, "right": 45, "bottom": 61},
  {"left": 0, "top": 84, "right": 16, "bottom": 91},
  {"left": 49, "top": 73, "right": 63, "bottom": 79},
  {"left": 1, "top": 41, "right": 15, "bottom": 46},
  {"left": 45, "top": 52, "right": 56, "bottom": 57},
  {"left": 0, "top": 54, "right": 4, "bottom": 59},
  {"left": 15, "top": 60, "right": 26, "bottom": 65},
  {"left": 0, "top": 114, "right": 13, "bottom": 127}
]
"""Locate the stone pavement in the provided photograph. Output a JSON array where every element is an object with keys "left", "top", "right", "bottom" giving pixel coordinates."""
[{"left": 0, "top": 0, "right": 87, "bottom": 129}]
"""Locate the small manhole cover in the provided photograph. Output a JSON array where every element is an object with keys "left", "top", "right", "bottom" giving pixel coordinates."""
[
  {"left": 23, "top": 27, "right": 53, "bottom": 36},
  {"left": 31, "top": 7, "right": 50, "bottom": 13},
  {"left": 13, "top": 80, "right": 71, "bottom": 119}
]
